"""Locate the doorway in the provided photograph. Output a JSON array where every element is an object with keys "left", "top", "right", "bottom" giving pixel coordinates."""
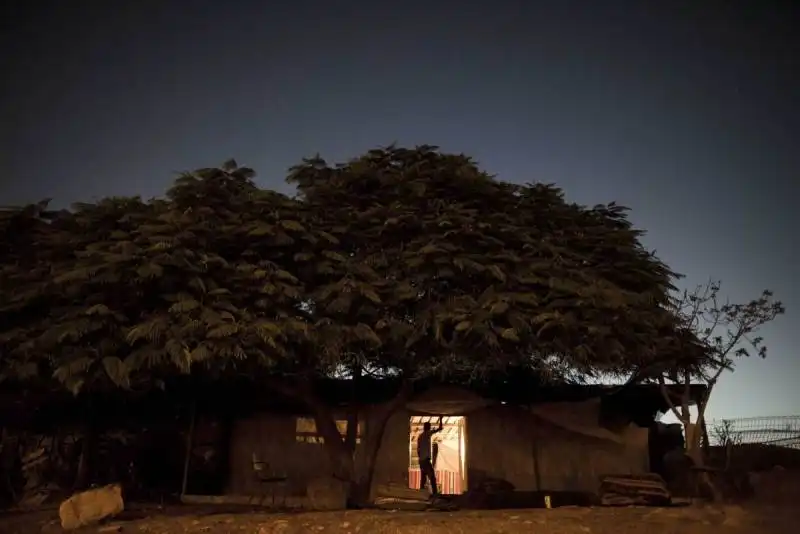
[{"left": 408, "top": 415, "right": 467, "bottom": 494}]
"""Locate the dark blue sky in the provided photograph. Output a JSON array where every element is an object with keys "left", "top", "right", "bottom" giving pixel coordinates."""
[{"left": 2, "top": 1, "right": 797, "bottom": 419}]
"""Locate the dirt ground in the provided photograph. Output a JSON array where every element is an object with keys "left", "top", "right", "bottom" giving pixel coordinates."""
[{"left": 1, "top": 503, "right": 796, "bottom": 534}]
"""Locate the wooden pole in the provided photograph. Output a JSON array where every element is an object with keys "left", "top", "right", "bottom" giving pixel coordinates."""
[
  {"left": 181, "top": 400, "right": 197, "bottom": 496},
  {"left": 461, "top": 417, "right": 469, "bottom": 492},
  {"left": 531, "top": 420, "right": 542, "bottom": 491},
  {"left": 456, "top": 419, "right": 463, "bottom": 492}
]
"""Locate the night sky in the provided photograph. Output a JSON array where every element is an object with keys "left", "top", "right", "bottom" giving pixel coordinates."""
[{"left": 2, "top": 1, "right": 797, "bottom": 420}]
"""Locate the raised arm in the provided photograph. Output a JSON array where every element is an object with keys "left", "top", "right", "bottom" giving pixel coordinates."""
[{"left": 432, "top": 416, "right": 444, "bottom": 433}]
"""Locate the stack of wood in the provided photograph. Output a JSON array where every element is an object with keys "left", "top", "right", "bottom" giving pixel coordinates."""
[
  {"left": 598, "top": 473, "right": 672, "bottom": 507},
  {"left": 372, "top": 483, "right": 459, "bottom": 511},
  {"left": 372, "top": 483, "right": 430, "bottom": 511}
]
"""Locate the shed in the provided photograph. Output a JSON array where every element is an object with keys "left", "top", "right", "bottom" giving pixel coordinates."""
[{"left": 221, "top": 380, "right": 705, "bottom": 498}]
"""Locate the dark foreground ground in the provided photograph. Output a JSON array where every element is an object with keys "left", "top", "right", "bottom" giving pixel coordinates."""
[{"left": 0, "top": 503, "right": 795, "bottom": 534}]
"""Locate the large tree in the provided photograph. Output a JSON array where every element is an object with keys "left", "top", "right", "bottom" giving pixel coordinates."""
[
  {"left": 289, "top": 146, "right": 686, "bottom": 375},
  {"left": 285, "top": 145, "right": 692, "bottom": 495},
  {"left": 1, "top": 162, "right": 320, "bottom": 392},
  {"left": 0, "top": 163, "right": 325, "bottom": 489},
  {"left": 1, "top": 147, "right": 697, "bottom": 501}
]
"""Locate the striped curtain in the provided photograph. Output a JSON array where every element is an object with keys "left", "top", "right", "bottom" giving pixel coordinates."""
[{"left": 408, "top": 469, "right": 462, "bottom": 495}]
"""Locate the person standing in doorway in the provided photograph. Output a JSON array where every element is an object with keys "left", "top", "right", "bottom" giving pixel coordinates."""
[{"left": 417, "top": 417, "right": 443, "bottom": 495}]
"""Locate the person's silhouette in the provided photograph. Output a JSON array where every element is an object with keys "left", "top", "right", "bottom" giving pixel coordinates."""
[{"left": 417, "top": 417, "right": 443, "bottom": 495}]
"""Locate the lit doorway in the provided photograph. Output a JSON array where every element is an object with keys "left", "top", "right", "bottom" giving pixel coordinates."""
[{"left": 408, "top": 415, "right": 467, "bottom": 494}]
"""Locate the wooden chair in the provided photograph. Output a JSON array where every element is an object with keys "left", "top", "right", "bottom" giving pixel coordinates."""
[{"left": 251, "top": 453, "right": 288, "bottom": 507}]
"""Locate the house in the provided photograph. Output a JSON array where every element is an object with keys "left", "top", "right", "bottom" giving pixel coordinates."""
[
  {"left": 201, "top": 378, "right": 706, "bottom": 499},
  {"left": 0, "top": 377, "right": 705, "bottom": 506}
]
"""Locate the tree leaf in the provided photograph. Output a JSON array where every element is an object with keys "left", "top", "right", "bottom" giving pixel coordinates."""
[
  {"left": 84, "top": 304, "right": 113, "bottom": 316},
  {"left": 455, "top": 321, "right": 471, "bottom": 332},
  {"left": 169, "top": 299, "right": 200, "bottom": 314},
  {"left": 102, "top": 356, "right": 130, "bottom": 388},
  {"left": 275, "top": 270, "right": 299, "bottom": 284},
  {"left": 499, "top": 328, "right": 520, "bottom": 342},
  {"left": 137, "top": 263, "right": 164, "bottom": 279},
  {"left": 208, "top": 288, "right": 231, "bottom": 296},
  {"left": 488, "top": 265, "right": 506, "bottom": 283},
  {"left": 207, "top": 324, "right": 239, "bottom": 339},
  {"left": 360, "top": 287, "right": 382, "bottom": 304},
  {"left": 293, "top": 252, "right": 314, "bottom": 262},
  {"left": 248, "top": 224, "right": 274, "bottom": 237},
  {"left": 322, "top": 250, "right": 348, "bottom": 263},
  {"left": 280, "top": 220, "right": 307, "bottom": 232}
]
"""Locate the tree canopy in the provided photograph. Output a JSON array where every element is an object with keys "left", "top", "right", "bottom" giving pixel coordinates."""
[
  {"left": 0, "top": 145, "right": 699, "bottom": 491},
  {"left": 1, "top": 162, "right": 323, "bottom": 393},
  {"left": 0, "top": 145, "right": 695, "bottom": 392},
  {"left": 288, "top": 145, "right": 686, "bottom": 380}
]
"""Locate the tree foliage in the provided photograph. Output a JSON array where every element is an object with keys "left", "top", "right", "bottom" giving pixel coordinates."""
[
  {"left": 0, "top": 162, "right": 322, "bottom": 393},
  {"left": 288, "top": 145, "right": 686, "bottom": 381},
  {"left": 0, "top": 146, "right": 702, "bottom": 494}
]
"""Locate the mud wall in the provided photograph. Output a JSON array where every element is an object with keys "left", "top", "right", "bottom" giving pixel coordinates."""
[
  {"left": 466, "top": 405, "right": 538, "bottom": 490},
  {"left": 463, "top": 405, "right": 645, "bottom": 493},
  {"left": 226, "top": 412, "right": 332, "bottom": 496},
  {"left": 365, "top": 402, "right": 651, "bottom": 494},
  {"left": 225, "top": 401, "right": 652, "bottom": 497},
  {"left": 225, "top": 404, "right": 413, "bottom": 497},
  {"left": 534, "top": 419, "right": 649, "bottom": 492}
]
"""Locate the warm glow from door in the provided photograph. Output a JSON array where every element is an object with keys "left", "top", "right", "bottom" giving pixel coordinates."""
[{"left": 408, "top": 415, "right": 467, "bottom": 494}]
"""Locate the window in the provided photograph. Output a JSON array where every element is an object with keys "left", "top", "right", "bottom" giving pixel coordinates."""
[{"left": 295, "top": 417, "right": 361, "bottom": 444}]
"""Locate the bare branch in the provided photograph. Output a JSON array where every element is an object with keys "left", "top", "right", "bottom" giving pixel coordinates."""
[
  {"left": 658, "top": 375, "right": 687, "bottom": 423},
  {"left": 648, "top": 280, "right": 784, "bottom": 447}
]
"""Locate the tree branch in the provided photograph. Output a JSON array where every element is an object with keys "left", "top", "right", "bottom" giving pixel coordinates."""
[{"left": 658, "top": 376, "right": 686, "bottom": 423}]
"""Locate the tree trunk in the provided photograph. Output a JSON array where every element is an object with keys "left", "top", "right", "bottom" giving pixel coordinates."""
[
  {"left": 684, "top": 419, "right": 722, "bottom": 503},
  {"left": 180, "top": 400, "right": 196, "bottom": 496},
  {"left": 306, "top": 378, "right": 412, "bottom": 506},
  {"left": 265, "top": 376, "right": 356, "bottom": 484},
  {"left": 73, "top": 425, "right": 97, "bottom": 491},
  {"left": 305, "top": 395, "right": 356, "bottom": 483},
  {"left": 351, "top": 405, "right": 393, "bottom": 505},
  {"left": 268, "top": 375, "right": 412, "bottom": 505},
  {"left": 351, "top": 379, "right": 413, "bottom": 506}
]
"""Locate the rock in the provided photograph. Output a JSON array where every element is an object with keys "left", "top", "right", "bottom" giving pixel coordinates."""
[
  {"left": 306, "top": 477, "right": 347, "bottom": 511},
  {"left": 58, "top": 483, "right": 124, "bottom": 531}
]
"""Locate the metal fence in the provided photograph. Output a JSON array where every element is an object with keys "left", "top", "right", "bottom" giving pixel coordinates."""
[{"left": 708, "top": 416, "right": 800, "bottom": 449}]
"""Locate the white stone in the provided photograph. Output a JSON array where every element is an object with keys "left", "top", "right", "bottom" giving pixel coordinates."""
[{"left": 58, "top": 483, "right": 124, "bottom": 531}]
